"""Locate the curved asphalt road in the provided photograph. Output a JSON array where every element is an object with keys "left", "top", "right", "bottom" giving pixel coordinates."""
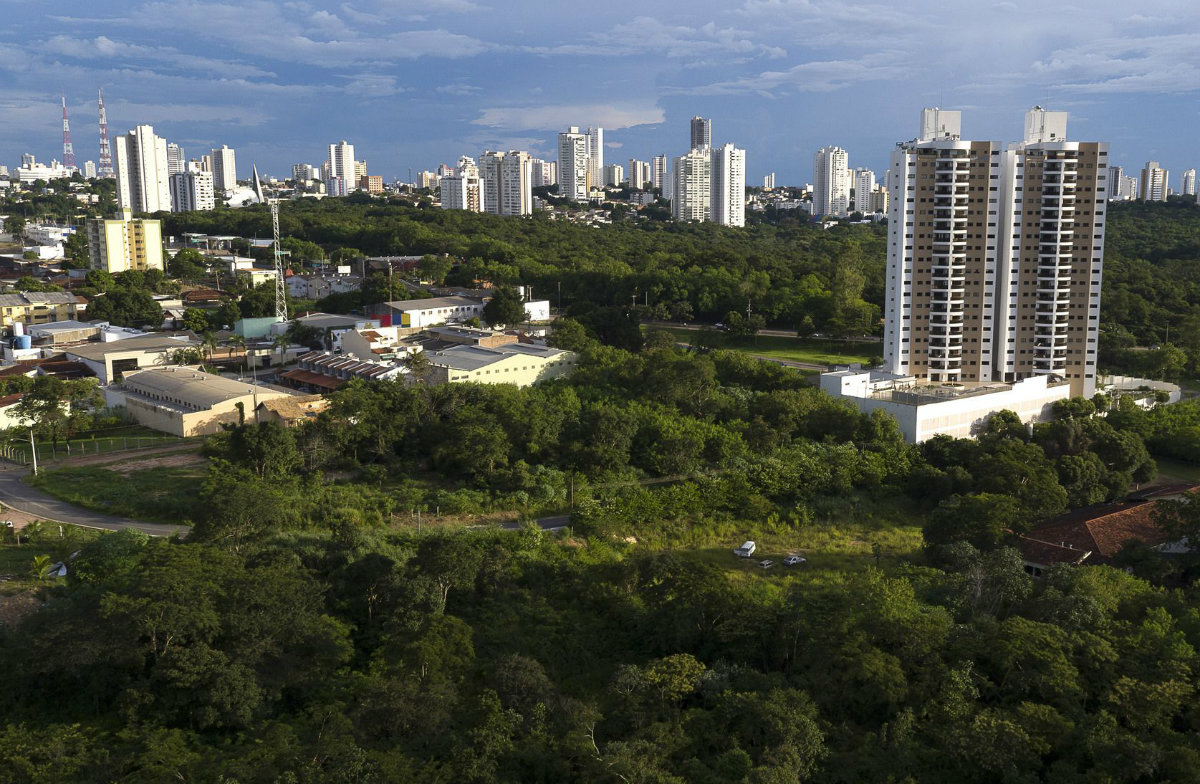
[{"left": 0, "top": 466, "right": 187, "bottom": 538}]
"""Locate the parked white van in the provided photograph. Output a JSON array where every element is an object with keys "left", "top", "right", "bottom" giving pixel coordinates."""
[{"left": 733, "top": 541, "right": 756, "bottom": 558}]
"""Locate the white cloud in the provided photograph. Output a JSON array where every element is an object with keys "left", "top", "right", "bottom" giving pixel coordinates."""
[
  {"left": 472, "top": 103, "right": 665, "bottom": 131},
  {"left": 1034, "top": 34, "right": 1200, "bottom": 94},
  {"left": 41, "top": 35, "right": 276, "bottom": 79},
  {"left": 437, "top": 82, "right": 482, "bottom": 95},
  {"left": 526, "top": 16, "right": 785, "bottom": 60},
  {"left": 673, "top": 52, "right": 906, "bottom": 96},
  {"left": 341, "top": 73, "right": 408, "bottom": 97}
]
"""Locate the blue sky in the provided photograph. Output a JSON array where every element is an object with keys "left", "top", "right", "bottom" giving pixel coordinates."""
[{"left": 2, "top": 0, "right": 1199, "bottom": 185}]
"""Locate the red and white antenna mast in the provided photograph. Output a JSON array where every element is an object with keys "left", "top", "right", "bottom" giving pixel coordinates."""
[
  {"left": 60, "top": 93, "right": 76, "bottom": 170},
  {"left": 97, "top": 89, "right": 113, "bottom": 177}
]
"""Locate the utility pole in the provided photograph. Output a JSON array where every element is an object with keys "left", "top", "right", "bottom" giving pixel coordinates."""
[{"left": 28, "top": 428, "right": 37, "bottom": 476}]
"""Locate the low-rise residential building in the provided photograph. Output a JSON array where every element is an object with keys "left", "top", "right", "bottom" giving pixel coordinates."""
[
  {"left": 1018, "top": 486, "right": 1198, "bottom": 577},
  {"left": 285, "top": 274, "right": 362, "bottom": 300},
  {"left": 279, "top": 351, "right": 405, "bottom": 391},
  {"left": 426, "top": 343, "right": 577, "bottom": 387},
  {"left": 0, "top": 292, "right": 83, "bottom": 329},
  {"left": 380, "top": 296, "right": 484, "bottom": 328},
  {"left": 113, "top": 367, "right": 298, "bottom": 437}
]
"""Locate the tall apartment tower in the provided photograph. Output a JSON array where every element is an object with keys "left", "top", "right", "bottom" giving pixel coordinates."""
[
  {"left": 479, "top": 151, "right": 533, "bottom": 215},
  {"left": 852, "top": 168, "right": 876, "bottom": 213},
  {"left": 327, "top": 140, "right": 355, "bottom": 194},
  {"left": 651, "top": 155, "right": 666, "bottom": 191},
  {"left": 671, "top": 148, "right": 712, "bottom": 222},
  {"left": 169, "top": 170, "right": 215, "bottom": 212},
  {"left": 763, "top": 173, "right": 776, "bottom": 189},
  {"left": 882, "top": 107, "right": 1107, "bottom": 398},
  {"left": 710, "top": 143, "right": 746, "bottom": 227},
  {"left": 113, "top": 125, "right": 171, "bottom": 213},
  {"left": 558, "top": 127, "right": 589, "bottom": 201},
  {"left": 530, "top": 158, "right": 556, "bottom": 187},
  {"left": 1140, "top": 161, "right": 1168, "bottom": 201},
  {"left": 586, "top": 127, "right": 604, "bottom": 191},
  {"left": 1182, "top": 168, "right": 1197, "bottom": 196},
  {"left": 812, "top": 146, "right": 851, "bottom": 217},
  {"left": 628, "top": 159, "right": 647, "bottom": 190},
  {"left": 211, "top": 145, "right": 237, "bottom": 192},
  {"left": 166, "top": 143, "right": 186, "bottom": 175},
  {"left": 86, "top": 209, "right": 164, "bottom": 273},
  {"left": 690, "top": 116, "right": 711, "bottom": 150},
  {"left": 440, "top": 156, "right": 483, "bottom": 212}
]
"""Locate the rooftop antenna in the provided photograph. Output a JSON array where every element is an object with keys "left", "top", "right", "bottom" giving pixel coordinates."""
[{"left": 60, "top": 93, "right": 76, "bottom": 170}]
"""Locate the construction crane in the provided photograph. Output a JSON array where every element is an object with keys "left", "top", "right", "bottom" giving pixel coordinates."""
[{"left": 254, "top": 165, "right": 288, "bottom": 322}]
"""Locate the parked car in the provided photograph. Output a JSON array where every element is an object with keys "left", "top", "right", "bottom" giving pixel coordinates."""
[
  {"left": 758, "top": 559, "right": 775, "bottom": 569},
  {"left": 733, "top": 540, "right": 757, "bottom": 558},
  {"left": 783, "top": 554, "right": 807, "bottom": 567}
]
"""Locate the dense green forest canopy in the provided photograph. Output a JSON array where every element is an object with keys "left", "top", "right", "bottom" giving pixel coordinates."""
[
  {"left": 8, "top": 334, "right": 1200, "bottom": 780},
  {"left": 159, "top": 200, "right": 887, "bottom": 338}
]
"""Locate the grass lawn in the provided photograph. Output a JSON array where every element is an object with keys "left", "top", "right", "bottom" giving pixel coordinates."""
[
  {"left": 649, "top": 327, "right": 878, "bottom": 367},
  {"left": 1151, "top": 456, "right": 1200, "bottom": 483},
  {"left": 28, "top": 464, "right": 203, "bottom": 525},
  {"left": 7, "top": 427, "right": 182, "bottom": 465}
]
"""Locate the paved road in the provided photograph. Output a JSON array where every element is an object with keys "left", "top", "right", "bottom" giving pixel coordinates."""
[{"left": 0, "top": 467, "right": 187, "bottom": 538}]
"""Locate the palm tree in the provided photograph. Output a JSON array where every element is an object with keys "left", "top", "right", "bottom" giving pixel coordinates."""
[
  {"left": 273, "top": 334, "right": 290, "bottom": 367},
  {"left": 202, "top": 331, "right": 218, "bottom": 364}
]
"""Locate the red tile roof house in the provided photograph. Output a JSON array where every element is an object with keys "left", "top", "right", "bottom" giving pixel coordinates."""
[{"left": 1018, "top": 485, "right": 1198, "bottom": 577}]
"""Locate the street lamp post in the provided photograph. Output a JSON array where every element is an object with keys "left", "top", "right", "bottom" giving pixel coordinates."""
[{"left": 28, "top": 427, "right": 37, "bottom": 476}]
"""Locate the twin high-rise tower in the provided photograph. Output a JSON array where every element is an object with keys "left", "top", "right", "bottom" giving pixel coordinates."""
[{"left": 883, "top": 107, "right": 1106, "bottom": 398}]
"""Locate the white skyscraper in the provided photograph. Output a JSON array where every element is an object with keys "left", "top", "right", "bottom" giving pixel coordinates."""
[
  {"left": 852, "top": 168, "right": 876, "bottom": 213},
  {"left": 558, "top": 127, "right": 589, "bottom": 201},
  {"left": 327, "top": 140, "right": 355, "bottom": 195},
  {"left": 479, "top": 151, "right": 533, "bottom": 215},
  {"left": 1140, "top": 161, "right": 1169, "bottom": 201},
  {"left": 710, "top": 143, "right": 745, "bottom": 227},
  {"left": 83, "top": 161, "right": 97, "bottom": 179},
  {"left": 882, "top": 107, "right": 1107, "bottom": 398},
  {"left": 211, "top": 145, "right": 236, "bottom": 192},
  {"left": 628, "top": 159, "right": 649, "bottom": 190},
  {"left": 440, "top": 156, "right": 483, "bottom": 212},
  {"left": 113, "top": 125, "right": 171, "bottom": 213},
  {"left": 604, "top": 163, "right": 624, "bottom": 187},
  {"left": 812, "top": 146, "right": 850, "bottom": 217},
  {"left": 651, "top": 155, "right": 666, "bottom": 191},
  {"left": 166, "top": 143, "right": 185, "bottom": 176},
  {"left": 530, "top": 158, "right": 557, "bottom": 187},
  {"left": 671, "top": 148, "right": 711, "bottom": 222},
  {"left": 763, "top": 173, "right": 775, "bottom": 189},
  {"left": 586, "top": 127, "right": 603, "bottom": 191},
  {"left": 169, "top": 170, "right": 215, "bottom": 212},
  {"left": 1183, "top": 168, "right": 1196, "bottom": 196}
]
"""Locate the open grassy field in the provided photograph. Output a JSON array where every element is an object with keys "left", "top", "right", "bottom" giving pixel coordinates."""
[
  {"left": 1151, "top": 456, "right": 1200, "bottom": 483},
  {"left": 28, "top": 457, "right": 206, "bottom": 525},
  {"left": 649, "top": 327, "right": 878, "bottom": 367}
]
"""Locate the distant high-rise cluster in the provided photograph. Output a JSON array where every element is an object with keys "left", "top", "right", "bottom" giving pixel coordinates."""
[
  {"left": 1106, "top": 166, "right": 1139, "bottom": 200},
  {"left": 440, "top": 156, "right": 483, "bottom": 212},
  {"left": 1140, "top": 161, "right": 1169, "bottom": 202},
  {"left": 479, "top": 150, "right": 533, "bottom": 215},
  {"left": 670, "top": 118, "right": 745, "bottom": 227}
]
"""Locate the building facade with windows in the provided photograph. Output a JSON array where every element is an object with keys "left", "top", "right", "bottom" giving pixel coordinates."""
[{"left": 881, "top": 107, "right": 1106, "bottom": 398}]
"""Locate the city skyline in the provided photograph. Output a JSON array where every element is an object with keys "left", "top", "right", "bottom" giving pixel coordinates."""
[{"left": 2, "top": 1, "right": 1199, "bottom": 183}]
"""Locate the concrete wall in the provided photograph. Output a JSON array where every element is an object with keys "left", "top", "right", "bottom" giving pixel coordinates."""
[
  {"left": 822, "top": 373, "right": 1072, "bottom": 443},
  {"left": 1101, "top": 375, "right": 1182, "bottom": 405}
]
